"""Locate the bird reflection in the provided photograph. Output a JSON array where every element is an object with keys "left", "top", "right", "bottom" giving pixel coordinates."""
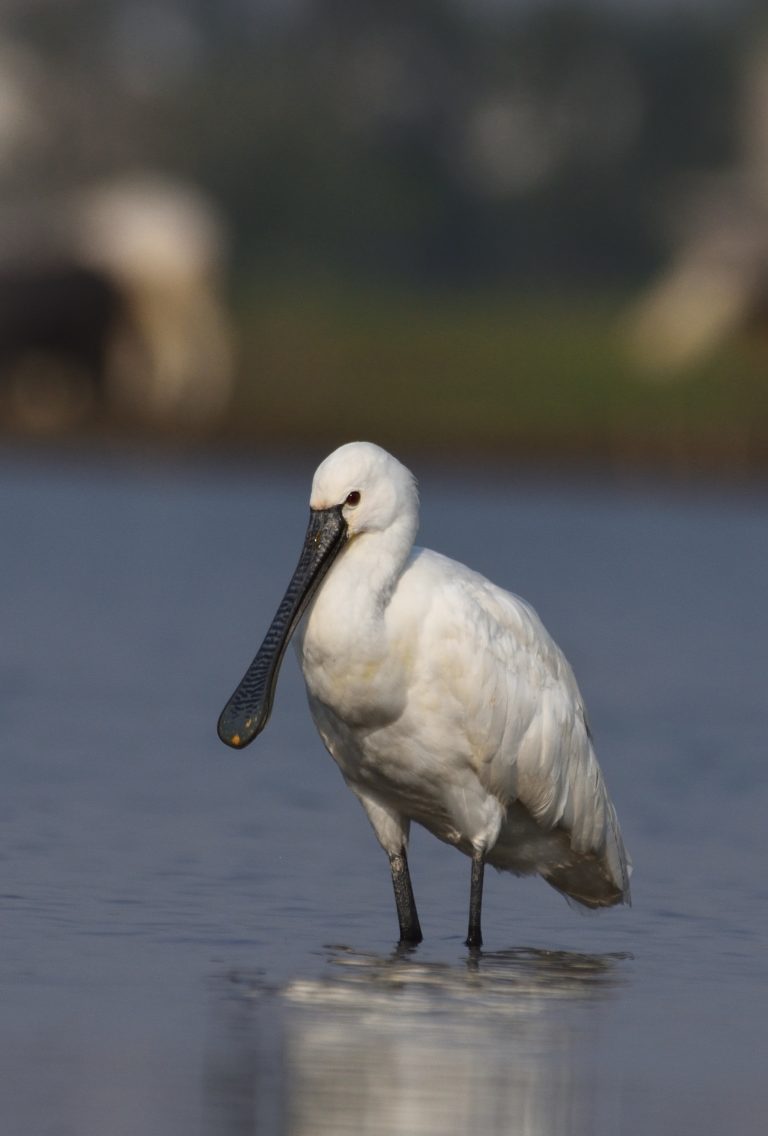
[{"left": 203, "top": 947, "right": 629, "bottom": 1136}]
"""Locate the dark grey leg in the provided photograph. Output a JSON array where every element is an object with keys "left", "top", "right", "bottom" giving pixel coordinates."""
[
  {"left": 466, "top": 850, "right": 485, "bottom": 949},
  {"left": 388, "top": 849, "right": 423, "bottom": 944}
]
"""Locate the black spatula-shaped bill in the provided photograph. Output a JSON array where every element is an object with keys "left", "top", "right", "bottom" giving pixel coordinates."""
[{"left": 218, "top": 505, "right": 347, "bottom": 749}]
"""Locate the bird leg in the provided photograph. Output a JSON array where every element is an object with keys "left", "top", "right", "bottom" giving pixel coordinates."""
[
  {"left": 466, "top": 850, "right": 485, "bottom": 949},
  {"left": 388, "top": 848, "right": 423, "bottom": 944}
]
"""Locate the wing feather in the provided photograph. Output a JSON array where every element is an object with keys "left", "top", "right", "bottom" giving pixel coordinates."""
[{"left": 419, "top": 550, "right": 631, "bottom": 900}]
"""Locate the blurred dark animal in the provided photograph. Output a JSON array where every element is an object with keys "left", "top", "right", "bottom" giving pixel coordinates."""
[
  {"left": 0, "top": 178, "right": 234, "bottom": 433},
  {"left": 0, "top": 265, "right": 124, "bottom": 430}
]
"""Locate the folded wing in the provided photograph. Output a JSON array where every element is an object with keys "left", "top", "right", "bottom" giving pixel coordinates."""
[{"left": 421, "top": 552, "right": 631, "bottom": 907}]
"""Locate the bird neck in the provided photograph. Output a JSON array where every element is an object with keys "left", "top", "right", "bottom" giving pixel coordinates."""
[
  {"left": 346, "top": 514, "right": 415, "bottom": 609},
  {"left": 309, "top": 514, "right": 416, "bottom": 640}
]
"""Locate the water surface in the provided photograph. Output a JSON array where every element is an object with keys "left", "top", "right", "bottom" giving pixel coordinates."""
[{"left": 1, "top": 447, "right": 765, "bottom": 1134}]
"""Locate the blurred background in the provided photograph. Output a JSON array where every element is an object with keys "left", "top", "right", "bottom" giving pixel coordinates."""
[{"left": 0, "top": 0, "right": 766, "bottom": 470}]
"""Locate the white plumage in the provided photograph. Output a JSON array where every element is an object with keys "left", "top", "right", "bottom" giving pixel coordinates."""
[{"left": 219, "top": 441, "right": 631, "bottom": 945}]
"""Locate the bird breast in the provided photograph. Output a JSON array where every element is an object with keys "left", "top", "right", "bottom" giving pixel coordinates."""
[{"left": 295, "top": 598, "right": 411, "bottom": 730}]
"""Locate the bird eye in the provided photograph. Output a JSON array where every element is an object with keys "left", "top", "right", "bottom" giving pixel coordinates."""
[{"left": 345, "top": 490, "right": 361, "bottom": 507}]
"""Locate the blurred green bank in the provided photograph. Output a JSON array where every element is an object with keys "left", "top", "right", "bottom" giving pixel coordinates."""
[{"left": 230, "top": 284, "right": 768, "bottom": 475}]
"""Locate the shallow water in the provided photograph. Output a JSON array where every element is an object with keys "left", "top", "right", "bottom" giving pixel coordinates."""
[{"left": 1, "top": 446, "right": 766, "bottom": 1135}]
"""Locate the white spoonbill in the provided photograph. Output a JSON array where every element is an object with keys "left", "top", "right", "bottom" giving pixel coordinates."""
[{"left": 218, "top": 442, "right": 631, "bottom": 947}]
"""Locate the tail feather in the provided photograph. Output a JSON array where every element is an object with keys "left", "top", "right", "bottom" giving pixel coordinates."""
[{"left": 543, "top": 848, "right": 631, "bottom": 910}]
